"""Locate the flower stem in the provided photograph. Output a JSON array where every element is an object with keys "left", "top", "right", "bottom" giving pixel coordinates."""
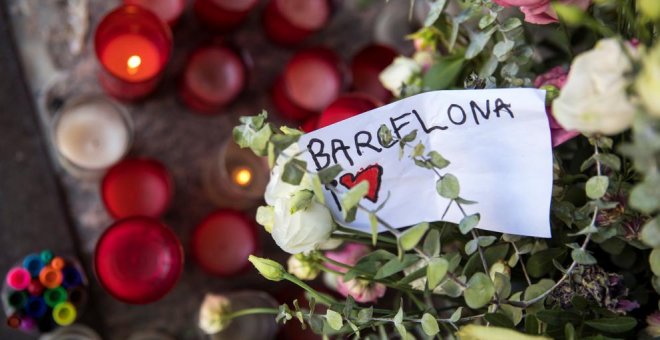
[
  {"left": 226, "top": 307, "right": 279, "bottom": 320},
  {"left": 285, "top": 273, "right": 337, "bottom": 306}
]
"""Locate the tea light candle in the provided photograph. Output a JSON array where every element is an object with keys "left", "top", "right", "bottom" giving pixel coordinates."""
[
  {"left": 53, "top": 96, "right": 132, "bottom": 176},
  {"left": 179, "top": 45, "right": 247, "bottom": 114},
  {"left": 124, "top": 0, "right": 186, "bottom": 26},
  {"left": 194, "top": 0, "right": 258, "bottom": 31},
  {"left": 95, "top": 5, "right": 173, "bottom": 100},
  {"left": 203, "top": 139, "right": 269, "bottom": 210},
  {"left": 351, "top": 44, "right": 397, "bottom": 103},
  {"left": 191, "top": 210, "right": 259, "bottom": 277},
  {"left": 263, "top": 0, "right": 331, "bottom": 45},
  {"left": 94, "top": 217, "right": 183, "bottom": 304},
  {"left": 102, "top": 158, "right": 173, "bottom": 219},
  {"left": 272, "top": 48, "right": 342, "bottom": 121},
  {"left": 317, "top": 93, "right": 381, "bottom": 129}
]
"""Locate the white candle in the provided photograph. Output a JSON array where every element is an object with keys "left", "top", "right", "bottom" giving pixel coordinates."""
[{"left": 55, "top": 96, "right": 131, "bottom": 170}]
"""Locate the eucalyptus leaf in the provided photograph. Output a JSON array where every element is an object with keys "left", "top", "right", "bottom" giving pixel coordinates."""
[
  {"left": 422, "top": 56, "right": 465, "bottom": 90},
  {"left": 318, "top": 165, "right": 343, "bottom": 184},
  {"left": 341, "top": 181, "right": 369, "bottom": 212},
  {"left": 282, "top": 159, "right": 307, "bottom": 185},
  {"left": 585, "top": 176, "right": 609, "bottom": 199},
  {"left": 641, "top": 218, "right": 660, "bottom": 247},
  {"left": 421, "top": 313, "right": 440, "bottom": 336},
  {"left": 311, "top": 175, "right": 325, "bottom": 204},
  {"left": 423, "top": 229, "right": 441, "bottom": 257},
  {"left": 459, "top": 213, "right": 480, "bottom": 234},
  {"left": 375, "top": 255, "right": 419, "bottom": 279},
  {"left": 464, "top": 272, "right": 495, "bottom": 309},
  {"left": 399, "top": 222, "right": 430, "bottom": 251},
  {"left": 650, "top": 248, "right": 660, "bottom": 276},
  {"left": 427, "top": 257, "right": 449, "bottom": 289},
  {"left": 499, "top": 17, "right": 522, "bottom": 31},
  {"left": 290, "top": 190, "right": 314, "bottom": 214},
  {"left": 357, "top": 307, "right": 373, "bottom": 324},
  {"left": 450, "top": 307, "right": 463, "bottom": 322},
  {"left": 369, "top": 213, "right": 379, "bottom": 246},
  {"left": 465, "top": 239, "right": 478, "bottom": 255},
  {"left": 493, "top": 40, "right": 515, "bottom": 61},
  {"left": 427, "top": 151, "right": 450, "bottom": 169},
  {"left": 584, "top": 317, "right": 636, "bottom": 333},
  {"left": 424, "top": 0, "right": 447, "bottom": 27},
  {"left": 325, "top": 310, "right": 343, "bottom": 331},
  {"left": 465, "top": 27, "right": 496, "bottom": 59},
  {"left": 571, "top": 248, "right": 597, "bottom": 265}
]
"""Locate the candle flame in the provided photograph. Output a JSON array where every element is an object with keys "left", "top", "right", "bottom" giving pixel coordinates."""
[
  {"left": 233, "top": 167, "right": 253, "bottom": 187},
  {"left": 126, "top": 55, "right": 142, "bottom": 75}
]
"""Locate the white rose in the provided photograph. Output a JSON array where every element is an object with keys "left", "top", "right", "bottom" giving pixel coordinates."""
[
  {"left": 379, "top": 56, "right": 421, "bottom": 97},
  {"left": 198, "top": 294, "right": 232, "bottom": 335},
  {"left": 553, "top": 38, "right": 636, "bottom": 135},
  {"left": 272, "top": 197, "right": 334, "bottom": 254},
  {"left": 264, "top": 144, "right": 312, "bottom": 205},
  {"left": 287, "top": 253, "right": 319, "bottom": 280},
  {"left": 636, "top": 43, "right": 660, "bottom": 118}
]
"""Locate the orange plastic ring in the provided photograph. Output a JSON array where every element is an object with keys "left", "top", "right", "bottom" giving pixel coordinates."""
[
  {"left": 39, "top": 266, "right": 63, "bottom": 289},
  {"left": 50, "top": 257, "right": 65, "bottom": 271}
]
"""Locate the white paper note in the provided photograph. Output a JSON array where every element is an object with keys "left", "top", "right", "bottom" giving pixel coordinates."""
[{"left": 298, "top": 89, "right": 553, "bottom": 238}]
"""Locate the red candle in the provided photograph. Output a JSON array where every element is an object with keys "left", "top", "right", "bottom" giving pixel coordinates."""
[
  {"left": 179, "top": 45, "right": 248, "bottom": 114},
  {"left": 317, "top": 93, "right": 381, "bottom": 129},
  {"left": 95, "top": 5, "right": 173, "bottom": 100},
  {"left": 272, "top": 48, "right": 342, "bottom": 121},
  {"left": 101, "top": 158, "right": 173, "bottom": 219},
  {"left": 191, "top": 210, "right": 259, "bottom": 277},
  {"left": 351, "top": 44, "right": 397, "bottom": 103},
  {"left": 124, "top": 0, "right": 186, "bottom": 26},
  {"left": 194, "top": 0, "right": 258, "bottom": 31},
  {"left": 263, "top": 0, "right": 331, "bottom": 45},
  {"left": 94, "top": 217, "right": 183, "bottom": 304}
]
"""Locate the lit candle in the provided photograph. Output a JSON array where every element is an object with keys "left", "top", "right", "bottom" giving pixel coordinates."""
[
  {"left": 263, "top": 0, "right": 331, "bottom": 45},
  {"left": 272, "top": 47, "right": 343, "bottom": 121},
  {"left": 202, "top": 138, "right": 268, "bottom": 210},
  {"left": 53, "top": 96, "right": 131, "bottom": 176},
  {"left": 95, "top": 5, "right": 173, "bottom": 100},
  {"left": 351, "top": 44, "right": 398, "bottom": 103},
  {"left": 124, "top": 0, "right": 186, "bottom": 26},
  {"left": 179, "top": 45, "right": 248, "bottom": 114},
  {"left": 194, "top": 0, "right": 258, "bottom": 31}
]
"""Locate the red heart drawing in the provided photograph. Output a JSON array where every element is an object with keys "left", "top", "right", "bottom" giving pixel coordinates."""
[{"left": 339, "top": 164, "right": 383, "bottom": 203}]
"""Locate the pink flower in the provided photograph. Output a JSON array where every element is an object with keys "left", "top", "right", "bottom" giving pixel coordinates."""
[
  {"left": 324, "top": 243, "right": 370, "bottom": 273},
  {"left": 336, "top": 278, "right": 386, "bottom": 303},
  {"left": 534, "top": 65, "right": 580, "bottom": 147},
  {"left": 494, "top": 0, "right": 591, "bottom": 25}
]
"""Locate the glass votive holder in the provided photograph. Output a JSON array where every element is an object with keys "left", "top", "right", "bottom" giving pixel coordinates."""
[
  {"left": 193, "top": 0, "right": 259, "bottom": 32},
  {"left": 191, "top": 209, "right": 259, "bottom": 277},
  {"left": 202, "top": 138, "right": 269, "bottom": 210},
  {"left": 198, "top": 291, "right": 278, "bottom": 340},
  {"left": 271, "top": 47, "right": 343, "bottom": 121},
  {"left": 52, "top": 95, "right": 133, "bottom": 179},
  {"left": 351, "top": 44, "right": 398, "bottom": 103},
  {"left": 101, "top": 158, "right": 174, "bottom": 219},
  {"left": 39, "top": 324, "right": 102, "bottom": 340},
  {"left": 179, "top": 44, "right": 248, "bottom": 114},
  {"left": 94, "top": 216, "right": 184, "bottom": 304},
  {"left": 317, "top": 93, "right": 381, "bottom": 129},
  {"left": 94, "top": 4, "right": 173, "bottom": 101},
  {"left": 123, "top": 0, "right": 186, "bottom": 27},
  {"left": 2, "top": 251, "right": 89, "bottom": 334},
  {"left": 262, "top": 0, "right": 331, "bottom": 46}
]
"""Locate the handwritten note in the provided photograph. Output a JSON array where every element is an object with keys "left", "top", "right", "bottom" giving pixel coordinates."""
[{"left": 297, "top": 89, "right": 553, "bottom": 238}]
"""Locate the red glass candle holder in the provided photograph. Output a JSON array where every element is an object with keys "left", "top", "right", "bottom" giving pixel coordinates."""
[
  {"left": 95, "top": 217, "right": 183, "bottom": 304},
  {"left": 179, "top": 45, "right": 248, "bottom": 114},
  {"left": 191, "top": 210, "right": 259, "bottom": 277},
  {"left": 263, "top": 0, "right": 331, "bottom": 46},
  {"left": 101, "top": 158, "right": 174, "bottom": 219},
  {"left": 351, "top": 44, "right": 397, "bottom": 103},
  {"left": 124, "top": 0, "right": 186, "bottom": 26},
  {"left": 272, "top": 48, "right": 343, "bottom": 121},
  {"left": 193, "top": 0, "right": 259, "bottom": 32},
  {"left": 95, "top": 5, "right": 173, "bottom": 101},
  {"left": 317, "top": 93, "right": 381, "bottom": 129}
]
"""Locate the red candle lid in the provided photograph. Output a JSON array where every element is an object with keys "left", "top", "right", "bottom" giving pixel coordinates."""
[
  {"left": 102, "top": 158, "right": 173, "bottom": 219},
  {"left": 283, "top": 48, "right": 342, "bottom": 113},
  {"left": 181, "top": 46, "right": 246, "bottom": 109},
  {"left": 275, "top": 0, "right": 330, "bottom": 31},
  {"left": 351, "top": 44, "right": 397, "bottom": 103},
  {"left": 123, "top": 0, "right": 186, "bottom": 26},
  {"left": 191, "top": 210, "right": 259, "bottom": 277},
  {"left": 317, "top": 93, "right": 380, "bottom": 129},
  {"left": 210, "top": 0, "right": 258, "bottom": 11},
  {"left": 95, "top": 217, "right": 183, "bottom": 304},
  {"left": 300, "top": 116, "right": 319, "bottom": 132}
]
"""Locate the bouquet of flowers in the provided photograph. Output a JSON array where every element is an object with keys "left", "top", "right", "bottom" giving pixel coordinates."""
[{"left": 205, "top": 0, "right": 660, "bottom": 338}]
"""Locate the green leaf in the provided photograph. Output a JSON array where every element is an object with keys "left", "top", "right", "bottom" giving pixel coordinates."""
[
  {"left": 421, "top": 313, "right": 440, "bottom": 336},
  {"left": 374, "top": 255, "right": 419, "bottom": 279},
  {"left": 499, "top": 17, "right": 522, "bottom": 32},
  {"left": 630, "top": 176, "right": 660, "bottom": 213},
  {"left": 459, "top": 213, "right": 480, "bottom": 234},
  {"left": 586, "top": 176, "right": 609, "bottom": 200},
  {"left": 484, "top": 313, "right": 514, "bottom": 329},
  {"left": 493, "top": 40, "right": 515, "bottom": 61},
  {"left": 357, "top": 307, "right": 373, "bottom": 324},
  {"left": 427, "top": 151, "right": 450, "bottom": 169},
  {"left": 526, "top": 248, "right": 565, "bottom": 278},
  {"left": 479, "top": 12, "right": 497, "bottom": 29},
  {"left": 427, "top": 257, "right": 449, "bottom": 289},
  {"left": 465, "top": 239, "right": 478, "bottom": 255},
  {"left": 282, "top": 159, "right": 307, "bottom": 185},
  {"left": 500, "top": 292, "right": 523, "bottom": 326},
  {"left": 325, "top": 310, "right": 343, "bottom": 331},
  {"left": 524, "top": 279, "right": 555, "bottom": 313},
  {"left": 402, "top": 129, "right": 418, "bottom": 143},
  {"left": 651, "top": 248, "right": 660, "bottom": 276},
  {"left": 595, "top": 153, "right": 621, "bottom": 171},
  {"left": 465, "top": 27, "right": 496, "bottom": 60},
  {"left": 399, "top": 222, "right": 430, "bottom": 251},
  {"left": 412, "top": 142, "right": 425, "bottom": 157},
  {"left": 565, "top": 323, "right": 576, "bottom": 340},
  {"left": 424, "top": 0, "right": 447, "bottom": 27},
  {"left": 437, "top": 274, "right": 466, "bottom": 298},
  {"left": 641, "top": 218, "right": 660, "bottom": 247},
  {"left": 393, "top": 306, "right": 403, "bottom": 326},
  {"left": 553, "top": 3, "right": 586, "bottom": 26},
  {"left": 494, "top": 272, "right": 511, "bottom": 299},
  {"left": 571, "top": 248, "right": 597, "bottom": 265},
  {"left": 378, "top": 124, "right": 393, "bottom": 146},
  {"left": 341, "top": 181, "right": 369, "bottom": 212},
  {"left": 422, "top": 56, "right": 465, "bottom": 90},
  {"left": 280, "top": 126, "right": 303, "bottom": 136},
  {"left": 449, "top": 307, "right": 463, "bottom": 322},
  {"left": 423, "top": 229, "right": 441, "bottom": 257},
  {"left": 478, "top": 236, "right": 497, "bottom": 247},
  {"left": 464, "top": 272, "right": 495, "bottom": 309},
  {"left": 311, "top": 175, "right": 325, "bottom": 205},
  {"left": 536, "top": 310, "right": 581, "bottom": 326},
  {"left": 369, "top": 213, "right": 378, "bottom": 246},
  {"left": 318, "top": 165, "right": 343, "bottom": 184},
  {"left": 290, "top": 190, "right": 314, "bottom": 214},
  {"left": 584, "top": 317, "right": 636, "bottom": 333}
]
